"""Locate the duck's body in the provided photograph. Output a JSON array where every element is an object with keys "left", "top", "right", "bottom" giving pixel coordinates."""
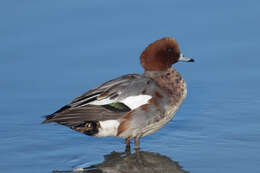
[
  {"left": 117, "top": 68, "right": 187, "bottom": 139},
  {"left": 42, "top": 37, "right": 194, "bottom": 151}
]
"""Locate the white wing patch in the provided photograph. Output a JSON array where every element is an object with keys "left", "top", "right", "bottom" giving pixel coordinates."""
[
  {"left": 96, "top": 120, "right": 120, "bottom": 137},
  {"left": 90, "top": 95, "right": 152, "bottom": 110},
  {"left": 121, "top": 95, "right": 152, "bottom": 109}
]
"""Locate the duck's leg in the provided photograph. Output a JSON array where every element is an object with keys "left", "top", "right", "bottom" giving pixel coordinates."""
[
  {"left": 134, "top": 137, "right": 140, "bottom": 151},
  {"left": 125, "top": 137, "right": 131, "bottom": 153}
]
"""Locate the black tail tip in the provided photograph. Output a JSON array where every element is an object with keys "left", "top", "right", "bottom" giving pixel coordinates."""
[{"left": 41, "top": 114, "right": 54, "bottom": 124}]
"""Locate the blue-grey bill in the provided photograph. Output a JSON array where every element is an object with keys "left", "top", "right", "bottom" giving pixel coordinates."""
[{"left": 178, "top": 53, "right": 195, "bottom": 62}]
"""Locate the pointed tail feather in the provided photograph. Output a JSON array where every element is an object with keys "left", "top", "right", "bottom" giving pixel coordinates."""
[
  {"left": 41, "top": 114, "right": 55, "bottom": 124},
  {"left": 41, "top": 105, "right": 71, "bottom": 124}
]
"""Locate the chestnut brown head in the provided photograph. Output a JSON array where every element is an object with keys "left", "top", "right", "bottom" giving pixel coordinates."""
[{"left": 140, "top": 37, "right": 194, "bottom": 71}]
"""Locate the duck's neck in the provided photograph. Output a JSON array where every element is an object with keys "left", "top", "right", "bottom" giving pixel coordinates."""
[
  {"left": 143, "top": 68, "right": 186, "bottom": 101},
  {"left": 142, "top": 68, "right": 180, "bottom": 81}
]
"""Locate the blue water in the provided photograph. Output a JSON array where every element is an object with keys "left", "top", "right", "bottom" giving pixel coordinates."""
[{"left": 1, "top": 0, "right": 260, "bottom": 172}]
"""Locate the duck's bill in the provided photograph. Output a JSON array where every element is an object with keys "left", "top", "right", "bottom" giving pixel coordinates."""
[{"left": 178, "top": 53, "right": 195, "bottom": 62}]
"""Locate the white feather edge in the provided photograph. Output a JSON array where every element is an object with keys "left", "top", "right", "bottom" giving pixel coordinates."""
[{"left": 89, "top": 95, "right": 152, "bottom": 110}]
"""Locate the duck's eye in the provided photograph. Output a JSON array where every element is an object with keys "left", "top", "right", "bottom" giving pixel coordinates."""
[{"left": 167, "top": 48, "right": 173, "bottom": 52}]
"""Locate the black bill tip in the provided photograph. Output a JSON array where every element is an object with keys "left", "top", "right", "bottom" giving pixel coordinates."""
[{"left": 189, "top": 58, "right": 195, "bottom": 62}]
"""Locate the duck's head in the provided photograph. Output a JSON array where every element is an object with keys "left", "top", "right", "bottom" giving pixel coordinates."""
[{"left": 140, "top": 37, "right": 194, "bottom": 71}]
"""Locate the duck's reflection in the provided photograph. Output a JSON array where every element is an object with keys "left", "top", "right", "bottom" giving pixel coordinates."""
[{"left": 54, "top": 151, "right": 189, "bottom": 173}]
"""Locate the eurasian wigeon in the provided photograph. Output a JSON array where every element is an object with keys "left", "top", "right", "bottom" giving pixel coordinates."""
[{"left": 42, "top": 37, "right": 194, "bottom": 151}]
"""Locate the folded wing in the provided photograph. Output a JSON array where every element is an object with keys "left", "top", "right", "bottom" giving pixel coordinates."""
[{"left": 42, "top": 74, "right": 155, "bottom": 133}]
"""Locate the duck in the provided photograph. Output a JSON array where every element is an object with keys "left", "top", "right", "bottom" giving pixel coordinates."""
[{"left": 42, "top": 37, "right": 194, "bottom": 151}]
